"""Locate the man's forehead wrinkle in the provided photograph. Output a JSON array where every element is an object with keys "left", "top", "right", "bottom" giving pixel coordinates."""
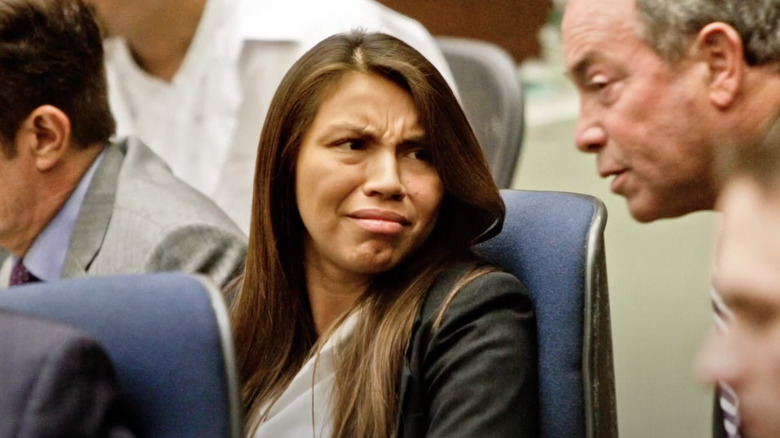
[
  {"left": 564, "top": 2, "right": 636, "bottom": 70},
  {"left": 566, "top": 18, "right": 646, "bottom": 82},
  {"left": 565, "top": 0, "right": 633, "bottom": 29},
  {"left": 565, "top": 0, "right": 639, "bottom": 40}
]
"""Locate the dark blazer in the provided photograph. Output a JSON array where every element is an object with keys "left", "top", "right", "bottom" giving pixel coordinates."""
[
  {"left": 0, "top": 137, "right": 246, "bottom": 288},
  {"left": 0, "top": 309, "right": 133, "bottom": 438},
  {"left": 397, "top": 261, "right": 538, "bottom": 438}
]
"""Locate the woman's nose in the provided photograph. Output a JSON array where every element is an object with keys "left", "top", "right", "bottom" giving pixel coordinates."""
[{"left": 363, "top": 151, "right": 405, "bottom": 199}]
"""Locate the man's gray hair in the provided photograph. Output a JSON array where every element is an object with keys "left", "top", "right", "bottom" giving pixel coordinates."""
[{"left": 635, "top": 0, "right": 780, "bottom": 65}]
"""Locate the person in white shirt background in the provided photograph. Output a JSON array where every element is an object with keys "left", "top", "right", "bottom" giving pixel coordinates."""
[{"left": 85, "top": 0, "right": 456, "bottom": 233}]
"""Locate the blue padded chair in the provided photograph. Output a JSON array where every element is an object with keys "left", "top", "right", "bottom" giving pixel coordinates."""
[
  {"left": 436, "top": 36, "right": 524, "bottom": 188},
  {"left": 0, "top": 273, "right": 241, "bottom": 438},
  {"left": 476, "top": 189, "right": 618, "bottom": 438}
]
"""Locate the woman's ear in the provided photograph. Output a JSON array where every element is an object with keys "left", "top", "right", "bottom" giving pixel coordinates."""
[
  {"left": 691, "top": 22, "right": 745, "bottom": 109},
  {"left": 18, "top": 105, "right": 72, "bottom": 171}
]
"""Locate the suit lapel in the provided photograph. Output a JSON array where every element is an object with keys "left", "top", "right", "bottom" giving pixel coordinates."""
[
  {"left": 61, "top": 142, "right": 124, "bottom": 277},
  {"left": 0, "top": 250, "right": 10, "bottom": 288}
]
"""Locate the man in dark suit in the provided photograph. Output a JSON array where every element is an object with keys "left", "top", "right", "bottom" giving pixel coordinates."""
[
  {"left": 0, "top": 0, "right": 246, "bottom": 288},
  {"left": 0, "top": 309, "right": 133, "bottom": 437}
]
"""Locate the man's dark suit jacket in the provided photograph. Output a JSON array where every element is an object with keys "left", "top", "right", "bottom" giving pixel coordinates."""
[
  {"left": 0, "top": 309, "right": 133, "bottom": 438},
  {"left": 396, "top": 261, "right": 538, "bottom": 438}
]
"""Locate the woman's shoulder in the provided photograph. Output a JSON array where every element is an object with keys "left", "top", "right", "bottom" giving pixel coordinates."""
[
  {"left": 419, "top": 258, "right": 532, "bottom": 327},
  {"left": 426, "top": 258, "right": 529, "bottom": 301}
]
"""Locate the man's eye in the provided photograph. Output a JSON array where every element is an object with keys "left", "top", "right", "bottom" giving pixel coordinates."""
[
  {"left": 586, "top": 73, "right": 622, "bottom": 105},
  {"left": 588, "top": 73, "right": 610, "bottom": 91}
]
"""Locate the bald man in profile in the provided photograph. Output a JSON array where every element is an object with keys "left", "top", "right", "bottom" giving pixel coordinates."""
[{"left": 561, "top": 0, "right": 780, "bottom": 437}]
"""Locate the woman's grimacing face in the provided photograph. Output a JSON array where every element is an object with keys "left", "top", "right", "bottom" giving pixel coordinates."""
[{"left": 294, "top": 72, "right": 444, "bottom": 283}]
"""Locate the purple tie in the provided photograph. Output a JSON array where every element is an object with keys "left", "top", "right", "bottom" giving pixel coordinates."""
[{"left": 9, "top": 259, "right": 40, "bottom": 286}]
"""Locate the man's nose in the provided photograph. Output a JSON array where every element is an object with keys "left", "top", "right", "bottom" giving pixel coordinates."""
[{"left": 574, "top": 99, "right": 607, "bottom": 153}]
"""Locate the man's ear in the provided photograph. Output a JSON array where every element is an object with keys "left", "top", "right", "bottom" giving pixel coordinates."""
[
  {"left": 17, "top": 105, "right": 72, "bottom": 171},
  {"left": 691, "top": 22, "right": 746, "bottom": 109}
]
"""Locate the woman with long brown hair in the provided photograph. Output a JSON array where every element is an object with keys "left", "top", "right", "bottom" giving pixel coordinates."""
[{"left": 228, "top": 30, "right": 537, "bottom": 438}]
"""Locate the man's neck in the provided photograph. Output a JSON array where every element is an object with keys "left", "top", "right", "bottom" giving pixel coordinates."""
[
  {"left": 739, "top": 66, "right": 780, "bottom": 142},
  {"left": 3, "top": 145, "right": 106, "bottom": 258},
  {"left": 125, "top": 0, "right": 208, "bottom": 81}
]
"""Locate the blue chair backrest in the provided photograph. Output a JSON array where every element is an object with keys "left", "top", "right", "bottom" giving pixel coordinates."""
[
  {"left": 476, "top": 189, "right": 618, "bottom": 438},
  {"left": 0, "top": 273, "right": 242, "bottom": 438}
]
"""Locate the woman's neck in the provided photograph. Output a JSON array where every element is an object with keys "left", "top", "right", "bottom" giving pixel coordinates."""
[{"left": 304, "top": 262, "right": 371, "bottom": 336}]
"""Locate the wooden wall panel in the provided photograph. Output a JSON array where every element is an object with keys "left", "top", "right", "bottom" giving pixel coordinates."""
[{"left": 378, "top": 0, "right": 553, "bottom": 62}]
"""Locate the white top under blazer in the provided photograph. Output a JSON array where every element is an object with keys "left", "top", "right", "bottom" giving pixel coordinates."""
[{"left": 249, "top": 314, "right": 358, "bottom": 438}]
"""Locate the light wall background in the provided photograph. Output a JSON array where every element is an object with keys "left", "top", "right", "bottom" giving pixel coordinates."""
[{"left": 514, "top": 84, "right": 719, "bottom": 437}]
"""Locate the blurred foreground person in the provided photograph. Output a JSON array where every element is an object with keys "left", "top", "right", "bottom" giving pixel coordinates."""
[
  {"left": 228, "top": 31, "right": 537, "bottom": 438},
  {"left": 0, "top": 0, "right": 246, "bottom": 288},
  {"left": 697, "top": 119, "right": 780, "bottom": 438}
]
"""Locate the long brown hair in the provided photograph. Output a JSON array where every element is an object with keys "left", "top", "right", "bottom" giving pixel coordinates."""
[{"left": 230, "top": 31, "right": 505, "bottom": 437}]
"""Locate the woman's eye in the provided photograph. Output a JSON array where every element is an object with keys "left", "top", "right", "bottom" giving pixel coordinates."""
[
  {"left": 409, "top": 148, "right": 433, "bottom": 162},
  {"left": 338, "top": 139, "right": 365, "bottom": 151}
]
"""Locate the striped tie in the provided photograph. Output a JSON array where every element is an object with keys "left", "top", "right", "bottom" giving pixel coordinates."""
[
  {"left": 719, "top": 383, "right": 741, "bottom": 438},
  {"left": 9, "top": 259, "right": 40, "bottom": 286},
  {"left": 711, "top": 287, "right": 742, "bottom": 438}
]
